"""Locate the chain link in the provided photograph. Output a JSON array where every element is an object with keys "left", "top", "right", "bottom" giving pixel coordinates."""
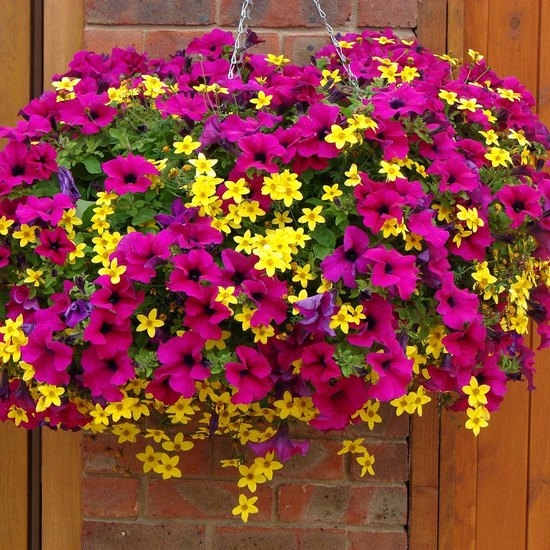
[
  {"left": 228, "top": 0, "right": 360, "bottom": 89},
  {"left": 228, "top": 0, "right": 254, "bottom": 79}
]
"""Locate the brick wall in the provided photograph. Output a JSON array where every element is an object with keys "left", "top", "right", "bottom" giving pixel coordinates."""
[
  {"left": 84, "top": 0, "right": 418, "bottom": 63},
  {"left": 82, "top": 404, "right": 409, "bottom": 550},
  {"left": 81, "top": 1, "right": 417, "bottom": 548}
]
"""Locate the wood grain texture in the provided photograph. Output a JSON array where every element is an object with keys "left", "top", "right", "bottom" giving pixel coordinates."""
[
  {"left": 0, "top": 3, "right": 31, "bottom": 549},
  {"left": 409, "top": 400, "right": 440, "bottom": 550},
  {"left": 43, "top": 0, "right": 85, "bottom": 89},
  {"left": 416, "top": 0, "right": 447, "bottom": 54}
]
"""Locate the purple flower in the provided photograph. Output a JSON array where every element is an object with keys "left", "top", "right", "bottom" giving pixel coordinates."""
[{"left": 64, "top": 299, "right": 92, "bottom": 328}]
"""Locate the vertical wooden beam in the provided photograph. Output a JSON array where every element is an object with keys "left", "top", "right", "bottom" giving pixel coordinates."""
[
  {"left": 416, "top": 0, "right": 448, "bottom": 54},
  {"left": 42, "top": 0, "right": 84, "bottom": 90},
  {"left": 0, "top": 2, "right": 32, "bottom": 549},
  {"left": 40, "top": 2, "right": 84, "bottom": 550},
  {"left": 438, "top": 412, "right": 478, "bottom": 550},
  {"left": 409, "top": 400, "right": 440, "bottom": 550},
  {"left": 529, "top": 2, "right": 550, "bottom": 543},
  {"left": 462, "top": 0, "right": 489, "bottom": 57},
  {"left": 446, "top": 0, "right": 465, "bottom": 57}
]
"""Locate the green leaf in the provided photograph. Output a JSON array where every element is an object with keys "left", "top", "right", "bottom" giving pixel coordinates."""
[
  {"left": 311, "top": 225, "right": 336, "bottom": 249},
  {"left": 132, "top": 208, "right": 158, "bottom": 225},
  {"left": 81, "top": 156, "right": 102, "bottom": 174}
]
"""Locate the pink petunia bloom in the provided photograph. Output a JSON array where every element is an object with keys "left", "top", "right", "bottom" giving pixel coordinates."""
[
  {"left": 242, "top": 278, "right": 288, "bottom": 327},
  {"left": 367, "top": 344, "right": 413, "bottom": 401},
  {"left": 103, "top": 154, "right": 158, "bottom": 195},
  {"left": 35, "top": 227, "right": 75, "bottom": 265},
  {"left": 497, "top": 183, "right": 542, "bottom": 229},
  {"left": 215, "top": 249, "right": 263, "bottom": 293},
  {"left": 183, "top": 287, "right": 231, "bottom": 340},
  {"left": 112, "top": 230, "right": 172, "bottom": 284},
  {"left": 83, "top": 309, "right": 132, "bottom": 350},
  {"left": 80, "top": 347, "right": 135, "bottom": 401},
  {"left": 310, "top": 375, "right": 370, "bottom": 430},
  {"left": 16, "top": 194, "right": 74, "bottom": 226},
  {"left": 56, "top": 93, "right": 117, "bottom": 134},
  {"left": 233, "top": 132, "right": 285, "bottom": 176},
  {"left": 156, "top": 333, "right": 210, "bottom": 398},
  {"left": 300, "top": 341, "right": 341, "bottom": 386},
  {"left": 90, "top": 275, "right": 144, "bottom": 317},
  {"left": 225, "top": 345, "right": 274, "bottom": 404},
  {"left": 347, "top": 294, "right": 397, "bottom": 348},
  {"left": 320, "top": 226, "right": 370, "bottom": 288},
  {"left": 21, "top": 326, "right": 72, "bottom": 385},
  {"left": 0, "top": 245, "right": 10, "bottom": 268},
  {"left": 449, "top": 223, "right": 494, "bottom": 262},
  {"left": 365, "top": 246, "right": 419, "bottom": 300},
  {"left": 355, "top": 186, "right": 404, "bottom": 233},
  {"left": 443, "top": 320, "right": 487, "bottom": 372},
  {"left": 167, "top": 249, "right": 222, "bottom": 298},
  {"left": 435, "top": 274, "right": 481, "bottom": 329}
]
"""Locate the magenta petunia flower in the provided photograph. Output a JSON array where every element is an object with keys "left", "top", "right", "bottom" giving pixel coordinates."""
[
  {"left": 497, "top": 183, "right": 542, "bottom": 229},
  {"left": 225, "top": 345, "right": 274, "bottom": 404},
  {"left": 367, "top": 344, "right": 413, "bottom": 401},
  {"left": 56, "top": 92, "right": 117, "bottom": 134},
  {"left": 300, "top": 341, "right": 341, "bottom": 385},
  {"left": 102, "top": 154, "right": 158, "bottom": 195},
  {"left": 34, "top": 227, "right": 75, "bottom": 265},
  {"left": 21, "top": 326, "right": 72, "bottom": 386},
  {"left": 365, "top": 246, "right": 419, "bottom": 300},
  {"left": 80, "top": 347, "right": 135, "bottom": 401},
  {"left": 310, "top": 375, "right": 370, "bottom": 430},
  {"left": 90, "top": 275, "right": 144, "bottom": 318},
  {"left": 167, "top": 249, "right": 222, "bottom": 298},
  {"left": 156, "top": 333, "right": 210, "bottom": 398},
  {"left": 443, "top": 320, "right": 487, "bottom": 371},
  {"left": 435, "top": 275, "right": 481, "bottom": 329},
  {"left": 183, "top": 287, "right": 231, "bottom": 340},
  {"left": 16, "top": 194, "right": 74, "bottom": 226},
  {"left": 233, "top": 132, "right": 285, "bottom": 176},
  {"left": 83, "top": 309, "right": 132, "bottom": 350},
  {"left": 242, "top": 278, "right": 288, "bottom": 327},
  {"left": 320, "top": 226, "right": 370, "bottom": 288},
  {"left": 347, "top": 294, "right": 397, "bottom": 348}
]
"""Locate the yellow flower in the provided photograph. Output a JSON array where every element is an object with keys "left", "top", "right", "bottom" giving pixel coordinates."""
[
  {"left": 298, "top": 205, "right": 325, "bottom": 231},
  {"left": 462, "top": 376, "right": 491, "bottom": 408},
  {"left": 232, "top": 494, "right": 259, "bottom": 523},
  {"left": 457, "top": 97, "right": 479, "bottom": 112},
  {"left": 265, "top": 53, "right": 289, "bottom": 67},
  {"left": 162, "top": 432, "right": 194, "bottom": 452},
  {"left": 13, "top": 224, "right": 38, "bottom": 246},
  {"left": 0, "top": 215, "right": 14, "bottom": 235},
  {"left": 136, "top": 308, "right": 165, "bottom": 338},
  {"left": 36, "top": 384, "right": 65, "bottom": 412},
  {"left": 338, "top": 438, "right": 367, "bottom": 455},
  {"left": 484, "top": 146, "right": 512, "bottom": 167},
  {"left": 136, "top": 445, "right": 161, "bottom": 473},
  {"left": 153, "top": 453, "right": 182, "bottom": 479},
  {"left": 237, "top": 464, "right": 266, "bottom": 492},
  {"left": 465, "top": 406, "right": 490, "bottom": 436},
  {"left": 379, "top": 159, "right": 404, "bottom": 181},
  {"left": 23, "top": 268, "right": 44, "bottom": 287},
  {"left": 188, "top": 152, "right": 218, "bottom": 176},
  {"left": 321, "top": 184, "right": 343, "bottom": 202},
  {"left": 250, "top": 90, "right": 273, "bottom": 110},
  {"left": 173, "top": 135, "right": 201, "bottom": 155},
  {"left": 324, "top": 124, "right": 358, "bottom": 149},
  {"left": 356, "top": 451, "right": 376, "bottom": 477},
  {"left": 97, "top": 257, "right": 126, "bottom": 283}
]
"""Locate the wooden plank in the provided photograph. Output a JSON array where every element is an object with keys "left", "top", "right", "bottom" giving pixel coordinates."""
[
  {"left": 43, "top": 0, "right": 84, "bottom": 89},
  {"left": 0, "top": 0, "right": 32, "bottom": 135},
  {"left": 0, "top": 3, "right": 32, "bottom": 549},
  {"left": 0, "top": 424, "right": 29, "bottom": 550},
  {"left": 447, "top": 0, "right": 465, "bottom": 57},
  {"left": 438, "top": 410, "right": 478, "bottom": 550},
  {"left": 408, "top": 399, "right": 440, "bottom": 550},
  {"left": 40, "top": 4, "right": 84, "bottom": 549},
  {"left": 41, "top": 430, "right": 83, "bottom": 550},
  {"left": 537, "top": 0, "right": 550, "bottom": 125},
  {"left": 462, "top": 0, "right": 489, "bottom": 58},
  {"left": 486, "top": 0, "right": 539, "bottom": 90},
  {"left": 475, "top": 381, "right": 530, "bottom": 549},
  {"left": 417, "top": 0, "right": 448, "bottom": 54}
]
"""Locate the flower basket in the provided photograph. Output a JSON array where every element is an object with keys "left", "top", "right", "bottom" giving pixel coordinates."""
[{"left": 1, "top": 26, "right": 550, "bottom": 520}]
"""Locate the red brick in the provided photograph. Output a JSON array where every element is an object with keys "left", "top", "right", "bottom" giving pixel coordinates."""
[
  {"left": 348, "top": 441, "right": 409, "bottom": 483},
  {"left": 297, "top": 528, "right": 347, "bottom": 549},
  {"left": 346, "top": 485, "right": 407, "bottom": 525},
  {"left": 278, "top": 483, "right": 350, "bottom": 523},
  {"left": 86, "top": 0, "right": 214, "bottom": 26},
  {"left": 283, "top": 34, "right": 331, "bottom": 66},
  {"left": 357, "top": 0, "right": 417, "bottom": 28},
  {"left": 82, "top": 521, "right": 206, "bottom": 550},
  {"left": 144, "top": 30, "right": 204, "bottom": 58},
  {"left": 345, "top": 401, "right": 410, "bottom": 438},
  {"left": 82, "top": 476, "right": 140, "bottom": 518},
  {"left": 147, "top": 478, "right": 273, "bottom": 521},
  {"left": 277, "top": 438, "right": 346, "bottom": 480},
  {"left": 220, "top": 0, "right": 352, "bottom": 28},
  {"left": 84, "top": 28, "right": 146, "bottom": 53},
  {"left": 212, "top": 527, "right": 298, "bottom": 550},
  {"left": 348, "top": 528, "right": 408, "bottom": 550}
]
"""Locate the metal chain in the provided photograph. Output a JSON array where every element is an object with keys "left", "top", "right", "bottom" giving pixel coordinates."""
[
  {"left": 311, "top": 0, "right": 358, "bottom": 83},
  {"left": 228, "top": 0, "right": 254, "bottom": 79},
  {"left": 228, "top": 0, "right": 360, "bottom": 87}
]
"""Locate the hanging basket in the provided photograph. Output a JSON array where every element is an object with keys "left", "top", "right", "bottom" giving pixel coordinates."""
[{"left": 1, "top": 25, "right": 550, "bottom": 520}]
